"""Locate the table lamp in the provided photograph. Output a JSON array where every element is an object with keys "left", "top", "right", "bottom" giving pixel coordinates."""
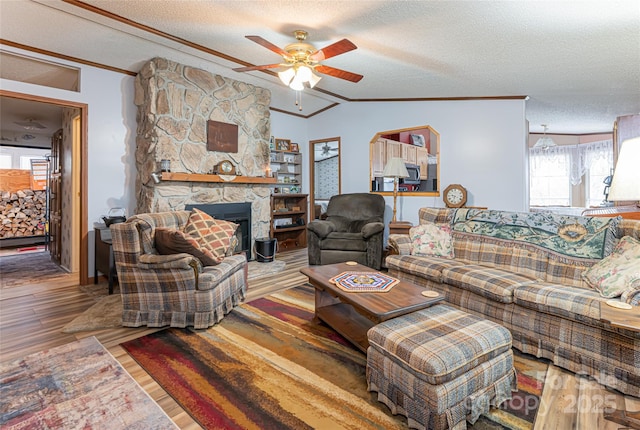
[
  {"left": 382, "top": 157, "right": 409, "bottom": 222},
  {"left": 607, "top": 137, "right": 640, "bottom": 207}
]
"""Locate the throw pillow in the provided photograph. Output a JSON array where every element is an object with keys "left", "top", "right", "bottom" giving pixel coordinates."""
[
  {"left": 582, "top": 236, "right": 640, "bottom": 298},
  {"left": 155, "top": 228, "right": 220, "bottom": 266},
  {"left": 409, "top": 223, "right": 455, "bottom": 259},
  {"left": 184, "top": 208, "right": 239, "bottom": 262}
]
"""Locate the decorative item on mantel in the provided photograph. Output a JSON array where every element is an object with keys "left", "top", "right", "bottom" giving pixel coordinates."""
[
  {"left": 160, "top": 159, "right": 171, "bottom": 172},
  {"left": 151, "top": 159, "right": 170, "bottom": 184},
  {"left": 212, "top": 159, "right": 237, "bottom": 176}
]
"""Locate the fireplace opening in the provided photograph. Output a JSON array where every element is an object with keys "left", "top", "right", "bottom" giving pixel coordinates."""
[{"left": 186, "top": 203, "right": 252, "bottom": 261}]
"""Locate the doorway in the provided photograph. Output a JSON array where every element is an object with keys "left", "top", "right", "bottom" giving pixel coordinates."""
[
  {"left": 309, "top": 137, "right": 341, "bottom": 220},
  {"left": 0, "top": 90, "right": 88, "bottom": 285}
]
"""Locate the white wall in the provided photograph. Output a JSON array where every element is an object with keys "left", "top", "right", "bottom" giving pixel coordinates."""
[
  {"left": 305, "top": 99, "right": 528, "bottom": 226},
  {"left": 1, "top": 45, "right": 137, "bottom": 277}
]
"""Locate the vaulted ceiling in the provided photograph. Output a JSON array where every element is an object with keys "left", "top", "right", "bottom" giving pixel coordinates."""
[{"left": 1, "top": 0, "right": 639, "bottom": 135}]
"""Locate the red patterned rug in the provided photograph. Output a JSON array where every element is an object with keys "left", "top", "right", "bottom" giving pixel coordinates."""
[{"left": 122, "top": 285, "right": 547, "bottom": 429}]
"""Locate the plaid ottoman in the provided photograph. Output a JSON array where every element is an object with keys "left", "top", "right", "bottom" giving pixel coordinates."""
[{"left": 366, "top": 304, "right": 516, "bottom": 430}]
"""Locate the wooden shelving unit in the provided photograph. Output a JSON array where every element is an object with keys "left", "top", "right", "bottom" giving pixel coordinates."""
[
  {"left": 270, "top": 193, "right": 308, "bottom": 251},
  {"left": 269, "top": 150, "right": 302, "bottom": 192}
]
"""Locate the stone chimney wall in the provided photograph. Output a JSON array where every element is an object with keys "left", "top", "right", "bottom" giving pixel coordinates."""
[{"left": 134, "top": 58, "right": 273, "bottom": 241}]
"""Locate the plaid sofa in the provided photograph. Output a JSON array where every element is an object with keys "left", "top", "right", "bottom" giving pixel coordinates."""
[
  {"left": 387, "top": 208, "right": 640, "bottom": 397},
  {"left": 111, "top": 211, "right": 247, "bottom": 329}
]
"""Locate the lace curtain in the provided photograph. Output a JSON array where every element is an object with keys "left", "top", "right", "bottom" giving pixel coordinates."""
[{"left": 530, "top": 139, "right": 613, "bottom": 186}]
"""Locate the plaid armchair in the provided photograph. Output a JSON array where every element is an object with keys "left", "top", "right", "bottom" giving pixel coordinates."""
[{"left": 110, "top": 211, "right": 247, "bottom": 329}]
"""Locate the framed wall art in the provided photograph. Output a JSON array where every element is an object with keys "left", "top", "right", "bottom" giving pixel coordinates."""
[
  {"left": 276, "top": 138, "right": 291, "bottom": 151},
  {"left": 207, "top": 120, "right": 238, "bottom": 153},
  {"left": 290, "top": 142, "right": 299, "bottom": 152}
]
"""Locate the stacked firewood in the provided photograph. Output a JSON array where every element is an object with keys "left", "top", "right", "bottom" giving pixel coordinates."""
[{"left": 0, "top": 189, "right": 47, "bottom": 238}]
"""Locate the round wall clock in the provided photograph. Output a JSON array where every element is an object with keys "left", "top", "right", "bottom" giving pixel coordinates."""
[
  {"left": 215, "top": 160, "right": 236, "bottom": 175},
  {"left": 443, "top": 184, "right": 467, "bottom": 208}
]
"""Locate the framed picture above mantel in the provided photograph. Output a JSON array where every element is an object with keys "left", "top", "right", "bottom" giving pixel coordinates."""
[{"left": 207, "top": 120, "right": 238, "bottom": 153}]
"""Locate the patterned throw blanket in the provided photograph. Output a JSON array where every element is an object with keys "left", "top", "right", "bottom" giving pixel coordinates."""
[{"left": 452, "top": 209, "right": 619, "bottom": 260}]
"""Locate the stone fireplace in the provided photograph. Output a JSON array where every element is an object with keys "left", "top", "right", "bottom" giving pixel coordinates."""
[{"left": 134, "top": 58, "right": 273, "bottom": 254}]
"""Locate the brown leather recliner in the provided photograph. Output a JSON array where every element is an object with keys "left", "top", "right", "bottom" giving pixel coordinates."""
[{"left": 307, "top": 193, "right": 386, "bottom": 269}]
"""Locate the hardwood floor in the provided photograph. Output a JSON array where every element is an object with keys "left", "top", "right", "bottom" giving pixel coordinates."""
[{"left": 1, "top": 248, "right": 638, "bottom": 429}]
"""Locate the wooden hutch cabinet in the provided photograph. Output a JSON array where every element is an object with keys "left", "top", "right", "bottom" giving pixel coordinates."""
[{"left": 270, "top": 193, "right": 308, "bottom": 251}]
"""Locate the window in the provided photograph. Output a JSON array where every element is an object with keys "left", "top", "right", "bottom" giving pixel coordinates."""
[
  {"left": 0, "top": 146, "right": 49, "bottom": 169},
  {"left": 530, "top": 149, "right": 571, "bottom": 206},
  {"left": 529, "top": 140, "right": 613, "bottom": 208},
  {"left": 0, "top": 154, "right": 11, "bottom": 169},
  {"left": 587, "top": 157, "right": 612, "bottom": 207},
  {"left": 20, "top": 155, "right": 44, "bottom": 170}
]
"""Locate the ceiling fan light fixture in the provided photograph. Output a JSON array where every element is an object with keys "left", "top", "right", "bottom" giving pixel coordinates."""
[
  {"left": 289, "top": 78, "right": 305, "bottom": 91},
  {"left": 308, "top": 71, "right": 322, "bottom": 88},
  {"left": 278, "top": 68, "right": 295, "bottom": 86},
  {"left": 235, "top": 31, "right": 362, "bottom": 110},
  {"left": 279, "top": 64, "right": 321, "bottom": 90},
  {"left": 296, "top": 65, "right": 312, "bottom": 81}
]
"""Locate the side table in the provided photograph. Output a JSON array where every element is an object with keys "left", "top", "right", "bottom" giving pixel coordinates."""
[
  {"left": 95, "top": 227, "right": 117, "bottom": 294},
  {"left": 383, "top": 221, "right": 413, "bottom": 269},
  {"left": 388, "top": 221, "right": 412, "bottom": 235}
]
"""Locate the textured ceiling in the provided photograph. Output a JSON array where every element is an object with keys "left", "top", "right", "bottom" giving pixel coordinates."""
[{"left": 1, "top": 0, "right": 639, "bottom": 134}]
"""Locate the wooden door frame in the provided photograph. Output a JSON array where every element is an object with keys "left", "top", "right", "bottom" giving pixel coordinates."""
[
  {"left": 309, "top": 137, "right": 341, "bottom": 219},
  {"left": 1, "top": 90, "right": 89, "bottom": 285}
]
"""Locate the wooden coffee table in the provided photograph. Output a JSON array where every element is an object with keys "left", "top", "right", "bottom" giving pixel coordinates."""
[{"left": 300, "top": 262, "right": 444, "bottom": 353}]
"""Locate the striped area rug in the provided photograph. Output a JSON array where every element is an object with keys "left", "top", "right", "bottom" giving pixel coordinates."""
[{"left": 122, "top": 285, "right": 546, "bottom": 429}]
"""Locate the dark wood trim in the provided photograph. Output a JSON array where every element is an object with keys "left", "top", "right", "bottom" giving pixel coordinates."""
[
  {"left": 0, "top": 90, "right": 89, "bottom": 285},
  {"left": 309, "top": 137, "right": 342, "bottom": 214},
  {"left": 0, "top": 39, "right": 136, "bottom": 77},
  {"left": 62, "top": 0, "right": 257, "bottom": 70},
  {"left": 350, "top": 95, "right": 529, "bottom": 102},
  {"left": 6, "top": 4, "right": 530, "bottom": 120},
  {"left": 306, "top": 103, "right": 341, "bottom": 118},
  {"left": 270, "top": 102, "right": 341, "bottom": 119},
  {"left": 79, "top": 104, "right": 89, "bottom": 285},
  {"left": 53, "top": 3, "right": 530, "bottom": 118},
  {"left": 268, "top": 106, "right": 308, "bottom": 118},
  {"left": 310, "top": 87, "right": 351, "bottom": 101}
]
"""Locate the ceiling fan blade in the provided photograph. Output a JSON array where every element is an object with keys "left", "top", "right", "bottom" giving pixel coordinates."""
[
  {"left": 309, "top": 39, "right": 357, "bottom": 61},
  {"left": 233, "top": 63, "right": 283, "bottom": 72},
  {"left": 245, "top": 35, "right": 289, "bottom": 57},
  {"left": 315, "top": 65, "right": 363, "bottom": 83}
]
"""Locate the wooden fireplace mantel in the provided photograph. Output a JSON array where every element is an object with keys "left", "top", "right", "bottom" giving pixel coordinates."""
[{"left": 159, "top": 172, "right": 276, "bottom": 185}]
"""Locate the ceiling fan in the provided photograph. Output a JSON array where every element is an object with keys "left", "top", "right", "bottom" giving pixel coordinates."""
[
  {"left": 319, "top": 143, "right": 339, "bottom": 156},
  {"left": 233, "top": 30, "right": 363, "bottom": 90},
  {"left": 14, "top": 119, "right": 46, "bottom": 130}
]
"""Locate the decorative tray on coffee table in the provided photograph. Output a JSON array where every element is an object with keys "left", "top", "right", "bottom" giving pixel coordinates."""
[{"left": 329, "top": 271, "right": 399, "bottom": 293}]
